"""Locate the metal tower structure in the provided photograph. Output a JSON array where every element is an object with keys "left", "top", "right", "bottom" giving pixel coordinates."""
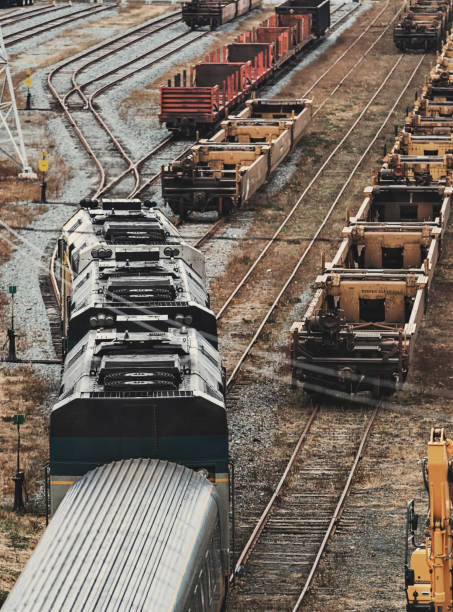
[{"left": 0, "top": 25, "right": 33, "bottom": 176}]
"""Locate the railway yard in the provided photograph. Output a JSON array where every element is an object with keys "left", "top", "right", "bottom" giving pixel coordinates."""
[{"left": 0, "top": 0, "right": 453, "bottom": 609}]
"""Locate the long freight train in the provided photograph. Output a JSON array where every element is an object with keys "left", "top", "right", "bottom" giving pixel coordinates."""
[
  {"left": 3, "top": 199, "right": 229, "bottom": 611},
  {"left": 159, "top": 0, "right": 330, "bottom": 134},
  {"left": 290, "top": 35, "right": 453, "bottom": 398}
]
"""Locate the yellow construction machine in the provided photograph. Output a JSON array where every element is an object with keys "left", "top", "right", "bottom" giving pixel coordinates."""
[{"left": 405, "top": 428, "right": 453, "bottom": 612}]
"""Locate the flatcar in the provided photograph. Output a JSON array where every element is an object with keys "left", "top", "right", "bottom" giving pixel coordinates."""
[
  {"left": 290, "top": 270, "right": 427, "bottom": 396},
  {"left": 328, "top": 222, "right": 441, "bottom": 287},
  {"left": 4, "top": 460, "right": 228, "bottom": 611},
  {"left": 393, "top": 0, "right": 451, "bottom": 51},
  {"left": 162, "top": 97, "right": 312, "bottom": 217},
  {"left": 182, "top": 0, "right": 261, "bottom": 30}
]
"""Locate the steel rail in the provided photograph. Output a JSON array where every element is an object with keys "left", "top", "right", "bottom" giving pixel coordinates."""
[
  {"left": 89, "top": 29, "right": 207, "bottom": 197},
  {"left": 225, "top": 54, "right": 425, "bottom": 389},
  {"left": 292, "top": 405, "right": 380, "bottom": 609},
  {"left": 4, "top": 4, "right": 113, "bottom": 47},
  {"left": 230, "top": 405, "right": 320, "bottom": 581},
  {"left": 193, "top": 218, "right": 226, "bottom": 249},
  {"left": 0, "top": 4, "right": 67, "bottom": 27},
  {"left": 62, "top": 13, "right": 181, "bottom": 105},
  {"left": 100, "top": 134, "right": 176, "bottom": 199},
  {"left": 48, "top": 10, "right": 181, "bottom": 96},
  {"left": 88, "top": 29, "right": 208, "bottom": 197},
  {"left": 302, "top": 0, "right": 391, "bottom": 98},
  {"left": 216, "top": 4, "right": 403, "bottom": 323},
  {"left": 47, "top": 14, "right": 190, "bottom": 198},
  {"left": 176, "top": 3, "right": 395, "bottom": 252}
]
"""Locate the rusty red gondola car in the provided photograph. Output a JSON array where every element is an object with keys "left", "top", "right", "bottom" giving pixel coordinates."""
[{"left": 159, "top": 5, "right": 322, "bottom": 134}]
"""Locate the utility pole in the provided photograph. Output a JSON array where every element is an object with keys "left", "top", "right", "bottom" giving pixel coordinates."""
[
  {"left": 12, "top": 414, "right": 25, "bottom": 512},
  {"left": 0, "top": 26, "right": 35, "bottom": 178}
]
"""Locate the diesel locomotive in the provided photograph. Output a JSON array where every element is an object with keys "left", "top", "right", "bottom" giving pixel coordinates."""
[{"left": 4, "top": 199, "right": 230, "bottom": 611}]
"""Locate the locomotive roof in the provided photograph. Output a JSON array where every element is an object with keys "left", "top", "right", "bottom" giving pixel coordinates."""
[{"left": 55, "top": 327, "right": 225, "bottom": 406}]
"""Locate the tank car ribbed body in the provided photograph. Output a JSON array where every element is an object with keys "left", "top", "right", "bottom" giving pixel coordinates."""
[{"left": 4, "top": 460, "right": 228, "bottom": 611}]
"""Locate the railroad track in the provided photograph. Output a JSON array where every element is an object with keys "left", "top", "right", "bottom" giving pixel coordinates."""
[
  {"left": 47, "top": 11, "right": 211, "bottom": 198},
  {"left": 220, "top": 36, "right": 425, "bottom": 612},
  {"left": 230, "top": 402, "right": 379, "bottom": 610},
  {"left": 184, "top": 0, "right": 396, "bottom": 252},
  {"left": 214, "top": 22, "right": 420, "bottom": 389},
  {"left": 0, "top": 4, "right": 67, "bottom": 28},
  {"left": 4, "top": 4, "right": 114, "bottom": 47}
]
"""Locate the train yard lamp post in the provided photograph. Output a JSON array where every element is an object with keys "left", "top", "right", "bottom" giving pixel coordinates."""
[
  {"left": 39, "top": 151, "right": 48, "bottom": 203},
  {"left": 25, "top": 71, "right": 32, "bottom": 111},
  {"left": 12, "top": 414, "right": 25, "bottom": 512},
  {"left": 6, "top": 284, "right": 17, "bottom": 362}
]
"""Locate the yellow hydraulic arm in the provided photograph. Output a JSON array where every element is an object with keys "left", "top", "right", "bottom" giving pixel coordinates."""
[{"left": 406, "top": 428, "right": 453, "bottom": 612}]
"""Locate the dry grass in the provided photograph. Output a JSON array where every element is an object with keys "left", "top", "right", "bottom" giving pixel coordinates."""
[
  {"left": 0, "top": 366, "right": 52, "bottom": 599},
  {"left": 0, "top": 508, "right": 43, "bottom": 605},
  {"left": 0, "top": 166, "right": 47, "bottom": 266}
]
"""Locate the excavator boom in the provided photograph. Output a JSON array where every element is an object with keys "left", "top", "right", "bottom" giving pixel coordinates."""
[{"left": 406, "top": 428, "right": 453, "bottom": 612}]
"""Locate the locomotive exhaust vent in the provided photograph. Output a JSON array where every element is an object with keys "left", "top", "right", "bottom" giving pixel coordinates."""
[
  {"left": 104, "top": 222, "right": 167, "bottom": 244},
  {"left": 98, "top": 355, "right": 182, "bottom": 392},
  {"left": 108, "top": 280, "right": 177, "bottom": 304}
]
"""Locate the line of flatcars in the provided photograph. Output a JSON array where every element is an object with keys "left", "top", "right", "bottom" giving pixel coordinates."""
[
  {"left": 290, "top": 39, "right": 453, "bottom": 398},
  {"left": 159, "top": 0, "right": 330, "bottom": 134},
  {"left": 4, "top": 199, "right": 229, "bottom": 611},
  {"left": 394, "top": 0, "right": 453, "bottom": 51},
  {"left": 162, "top": 97, "right": 312, "bottom": 217}
]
